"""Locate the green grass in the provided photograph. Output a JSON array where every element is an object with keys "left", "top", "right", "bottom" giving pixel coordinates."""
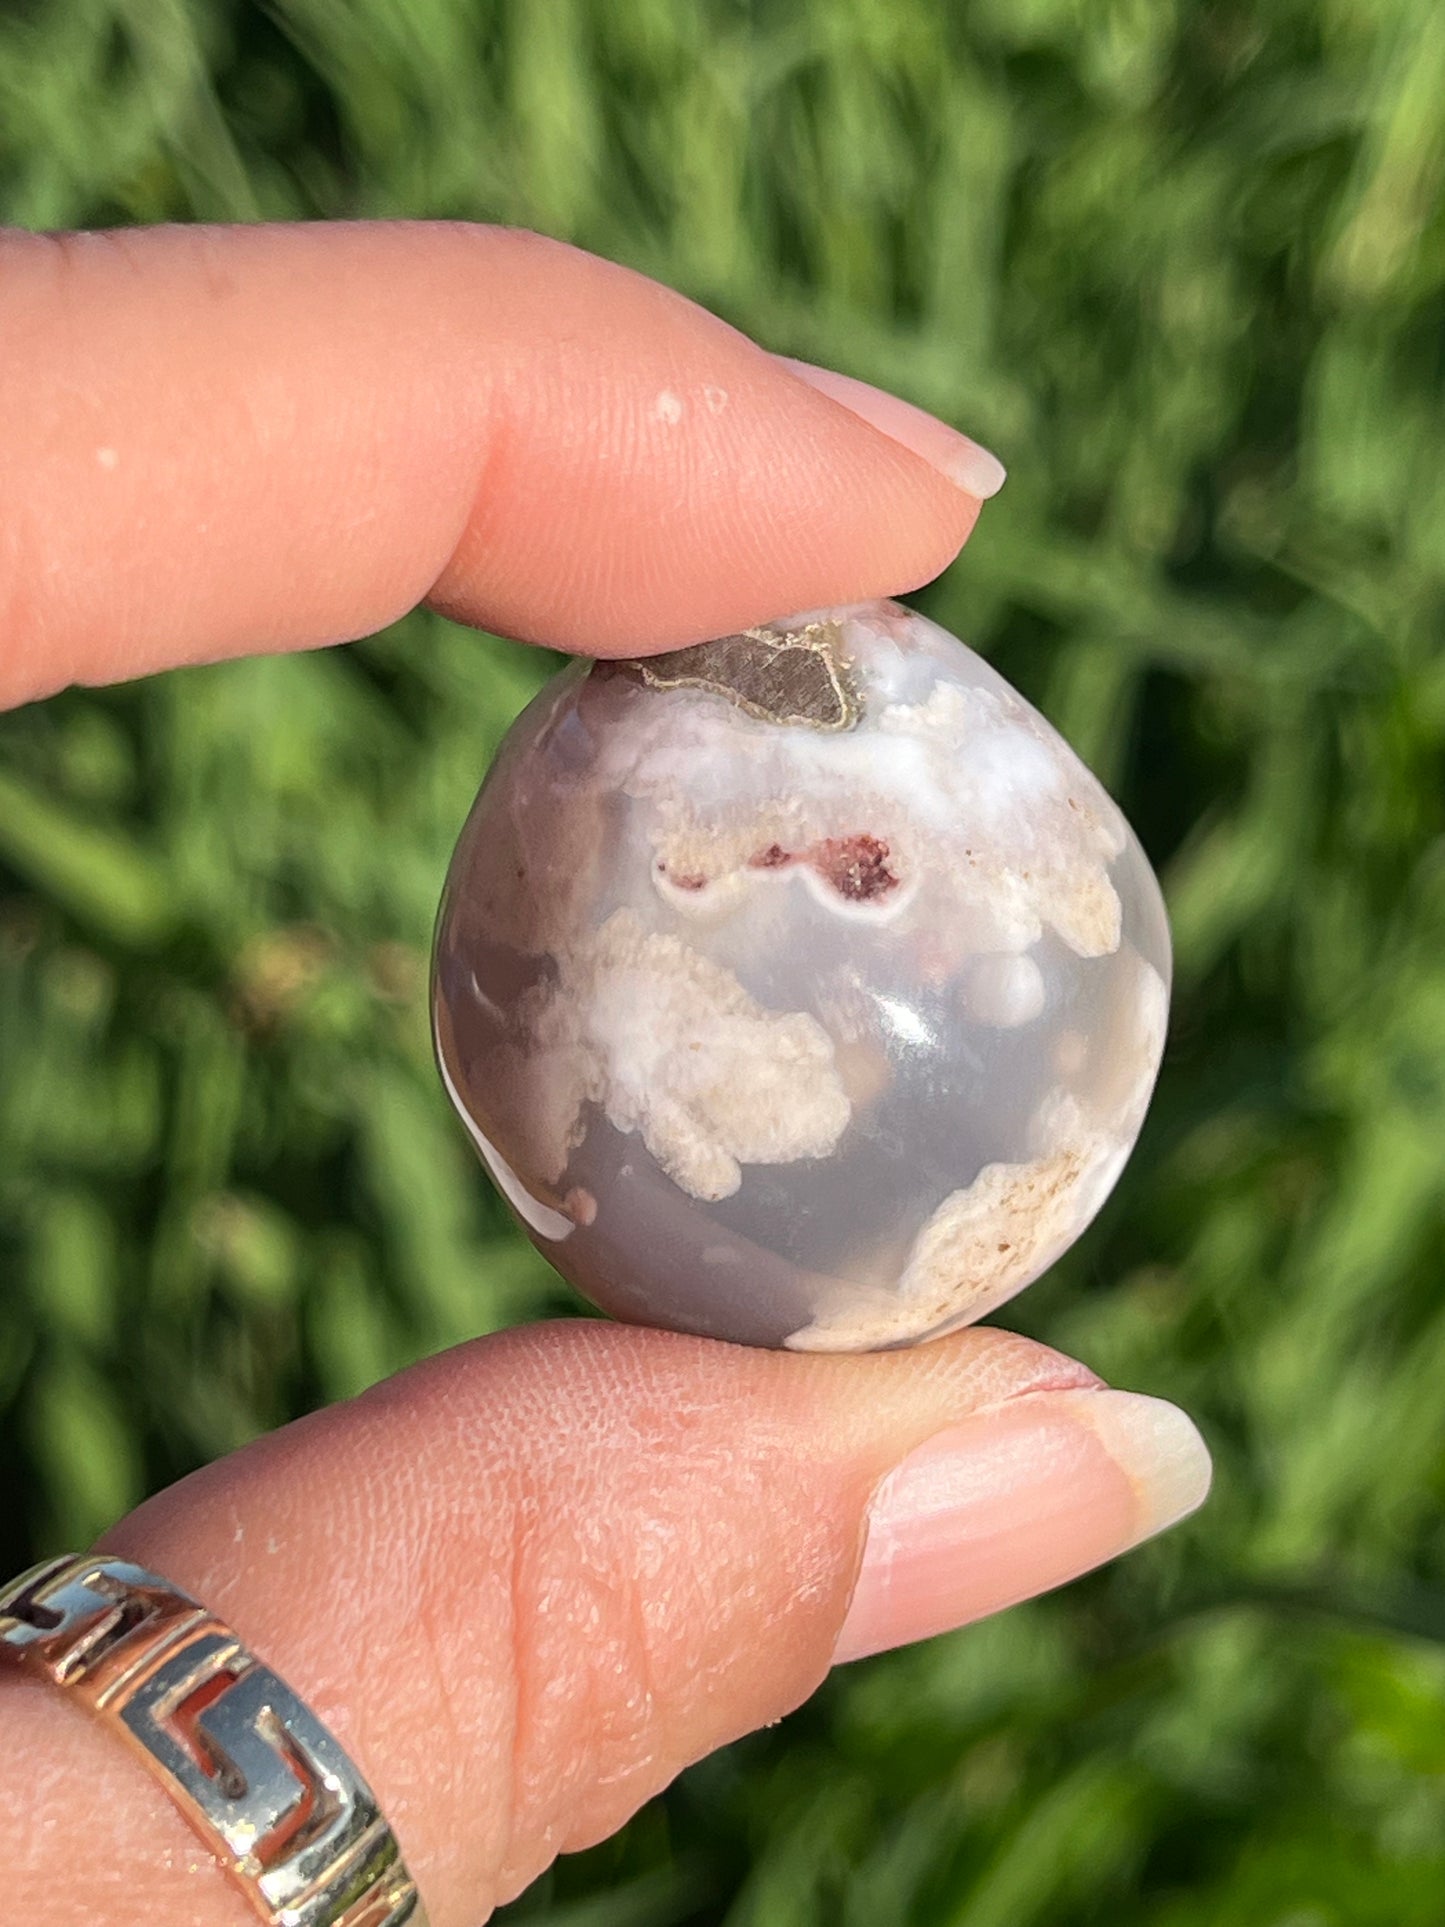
[{"left": 3, "top": 2, "right": 1445, "bottom": 1921}]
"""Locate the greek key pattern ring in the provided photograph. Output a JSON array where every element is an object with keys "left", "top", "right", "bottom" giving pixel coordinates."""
[{"left": 0, "top": 1554, "right": 428, "bottom": 1927}]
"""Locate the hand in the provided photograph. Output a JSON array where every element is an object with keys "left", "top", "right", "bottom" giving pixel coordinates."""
[{"left": 0, "top": 220, "right": 1210, "bottom": 1927}]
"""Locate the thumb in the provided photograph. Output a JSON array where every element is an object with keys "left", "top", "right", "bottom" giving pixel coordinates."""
[{"left": 7, "top": 1321, "right": 1209, "bottom": 1926}]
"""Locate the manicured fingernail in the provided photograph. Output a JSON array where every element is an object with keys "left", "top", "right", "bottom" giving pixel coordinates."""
[
  {"left": 832, "top": 1389, "right": 1211, "bottom": 1664},
  {"left": 776, "top": 355, "right": 1007, "bottom": 500}
]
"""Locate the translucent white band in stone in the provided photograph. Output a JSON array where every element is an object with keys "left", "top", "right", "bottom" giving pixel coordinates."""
[{"left": 0, "top": 1554, "right": 427, "bottom": 1927}]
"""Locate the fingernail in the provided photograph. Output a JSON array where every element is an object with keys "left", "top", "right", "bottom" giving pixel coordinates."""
[
  {"left": 832, "top": 1389, "right": 1211, "bottom": 1665},
  {"left": 776, "top": 355, "right": 1007, "bottom": 500}
]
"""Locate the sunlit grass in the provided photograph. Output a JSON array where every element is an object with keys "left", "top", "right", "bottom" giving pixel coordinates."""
[{"left": 3, "top": 3, "right": 1444, "bottom": 1920}]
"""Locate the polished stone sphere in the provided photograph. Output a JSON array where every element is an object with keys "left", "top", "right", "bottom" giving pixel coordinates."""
[{"left": 433, "top": 600, "right": 1170, "bottom": 1350}]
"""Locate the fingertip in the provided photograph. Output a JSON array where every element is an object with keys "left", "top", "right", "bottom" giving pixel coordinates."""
[
  {"left": 832, "top": 1387, "right": 1210, "bottom": 1665},
  {"left": 0, "top": 221, "right": 987, "bottom": 701},
  {"left": 88, "top": 1321, "right": 1191, "bottom": 1924},
  {"left": 424, "top": 283, "right": 984, "bottom": 657},
  {"left": 774, "top": 355, "right": 1008, "bottom": 502}
]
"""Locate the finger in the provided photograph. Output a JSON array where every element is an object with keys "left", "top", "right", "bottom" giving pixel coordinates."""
[
  {"left": 0, "top": 222, "right": 991, "bottom": 710},
  {"left": 776, "top": 357, "right": 1007, "bottom": 498},
  {"left": 3, "top": 1323, "right": 1209, "bottom": 1926}
]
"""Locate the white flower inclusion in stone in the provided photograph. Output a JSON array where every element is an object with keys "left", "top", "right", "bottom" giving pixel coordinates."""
[{"left": 432, "top": 600, "right": 1171, "bottom": 1351}]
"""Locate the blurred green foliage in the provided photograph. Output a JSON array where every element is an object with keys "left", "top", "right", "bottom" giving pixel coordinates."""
[{"left": 3, "top": 1, "right": 1445, "bottom": 1921}]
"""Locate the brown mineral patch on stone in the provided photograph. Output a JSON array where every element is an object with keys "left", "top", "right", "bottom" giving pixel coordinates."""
[
  {"left": 660, "top": 823, "right": 906, "bottom": 917},
  {"left": 655, "top": 801, "right": 815, "bottom": 890},
  {"left": 897, "top": 1142, "right": 1092, "bottom": 1304},
  {"left": 785, "top": 1132, "right": 1115, "bottom": 1351},
  {"left": 622, "top": 620, "right": 861, "bottom": 730},
  {"left": 750, "top": 842, "right": 793, "bottom": 869},
  {"left": 808, "top": 833, "right": 898, "bottom": 903}
]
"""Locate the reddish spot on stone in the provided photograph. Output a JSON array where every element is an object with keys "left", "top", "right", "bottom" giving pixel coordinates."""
[
  {"left": 660, "top": 864, "right": 707, "bottom": 891},
  {"left": 808, "top": 833, "right": 898, "bottom": 903},
  {"left": 750, "top": 843, "right": 793, "bottom": 869}
]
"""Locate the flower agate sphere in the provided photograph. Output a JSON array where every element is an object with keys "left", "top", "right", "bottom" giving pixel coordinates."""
[{"left": 432, "top": 600, "right": 1170, "bottom": 1351}]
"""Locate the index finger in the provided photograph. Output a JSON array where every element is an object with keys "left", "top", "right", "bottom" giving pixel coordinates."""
[{"left": 0, "top": 221, "right": 989, "bottom": 711}]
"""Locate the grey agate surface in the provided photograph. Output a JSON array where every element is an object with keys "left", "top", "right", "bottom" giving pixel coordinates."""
[{"left": 432, "top": 600, "right": 1171, "bottom": 1351}]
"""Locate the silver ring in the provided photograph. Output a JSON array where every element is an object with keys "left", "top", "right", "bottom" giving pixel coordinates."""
[{"left": 1, "top": 1553, "right": 428, "bottom": 1927}]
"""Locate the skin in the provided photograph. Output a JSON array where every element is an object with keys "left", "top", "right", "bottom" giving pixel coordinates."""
[{"left": 0, "top": 223, "right": 1201, "bottom": 1927}]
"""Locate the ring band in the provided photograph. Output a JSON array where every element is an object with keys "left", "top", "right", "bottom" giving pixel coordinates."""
[{"left": 0, "top": 1553, "right": 428, "bottom": 1927}]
